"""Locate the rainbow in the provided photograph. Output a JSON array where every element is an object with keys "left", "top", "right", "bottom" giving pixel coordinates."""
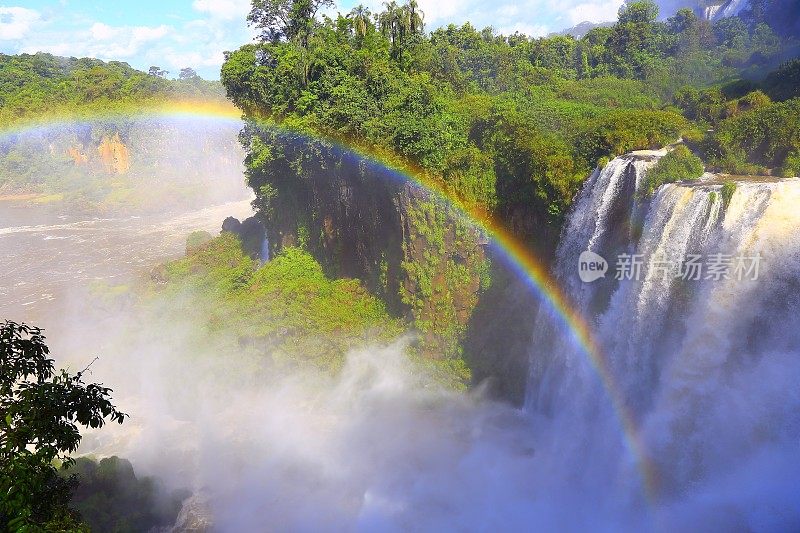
[{"left": 1, "top": 99, "right": 658, "bottom": 500}]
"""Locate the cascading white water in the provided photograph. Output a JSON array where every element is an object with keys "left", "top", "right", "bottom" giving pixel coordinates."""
[
  {"left": 527, "top": 153, "right": 800, "bottom": 525},
  {"left": 702, "top": 0, "right": 750, "bottom": 20},
  {"left": 48, "top": 151, "right": 798, "bottom": 531},
  {"left": 703, "top": 5, "right": 722, "bottom": 20}
]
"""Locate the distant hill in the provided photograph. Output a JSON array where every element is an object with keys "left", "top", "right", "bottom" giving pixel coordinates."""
[
  {"left": 550, "top": 21, "right": 613, "bottom": 39},
  {"left": 0, "top": 54, "right": 246, "bottom": 214},
  {"left": 0, "top": 53, "right": 225, "bottom": 125}
]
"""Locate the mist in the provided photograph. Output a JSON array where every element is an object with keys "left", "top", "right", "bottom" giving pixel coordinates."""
[
  {"left": 33, "top": 252, "right": 796, "bottom": 533},
  {"left": 4, "top": 140, "right": 800, "bottom": 532},
  {"left": 53, "top": 289, "right": 621, "bottom": 531},
  {"left": 0, "top": 116, "right": 249, "bottom": 214}
]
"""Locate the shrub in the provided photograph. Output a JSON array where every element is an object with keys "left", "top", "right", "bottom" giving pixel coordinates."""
[
  {"left": 780, "top": 150, "right": 800, "bottom": 178},
  {"left": 185, "top": 231, "right": 213, "bottom": 254},
  {"left": 762, "top": 59, "right": 800, "bottom": 102},
  {"left": 65, "top": 457, "right": 186, "bottom": 533},
  {"left": 640, "top": 144, "right": 704, "bottom": 197},
  {"left": 721, "top": 180, "right": 736, "bottom": 207},
  {"left": 710, "top": 97, "right": 800, "bottom": 173},
  {"left": 157, "top": 236, "right": 405, "bottom": 373}
]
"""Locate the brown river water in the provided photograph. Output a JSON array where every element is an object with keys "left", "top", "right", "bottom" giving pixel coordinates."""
[{"left": 0, "top": 199, "right": 254, "bottom": 327}]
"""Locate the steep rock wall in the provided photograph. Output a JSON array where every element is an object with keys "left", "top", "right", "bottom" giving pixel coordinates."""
[
  {"left": 97, "top": 133, "right": 131, "bottom": 174},
  {"left": 243, "top": 128, "right": 558, "bottom": 397},
  {"left": 249, "top": 135, "right": 489, "bottom": 364}
]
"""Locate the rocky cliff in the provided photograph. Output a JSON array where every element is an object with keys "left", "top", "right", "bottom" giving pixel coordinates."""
[
  {"left": 97, "top": 133, "right": 131, "bottom": 174},
  {"left": 243, "top": 129, "right": 544, "bottom": 399},
  {"left": 0, "top": 117, "right": 249, "bottom": 213}
]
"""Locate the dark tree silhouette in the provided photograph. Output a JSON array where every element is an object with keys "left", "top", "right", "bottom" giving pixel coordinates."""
[{"left": 179, "top": 67, "right": 198, "bottom": 80}]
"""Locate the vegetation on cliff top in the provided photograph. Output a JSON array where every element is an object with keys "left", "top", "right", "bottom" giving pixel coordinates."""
[
  {"left": 151, "top": 230, "right": 472, "bottom": 385},
  {"left": 153, "top": 232, "right": 411, "bottom": 369},
  {"left": 0, "top": 53, "right": 224, "bottom": 125},
  {"left": 220, "top": 0, "right": 799, "bottom": 370},
  {"left": 640, "top": 145, "right": 705, "bottom": 196}
]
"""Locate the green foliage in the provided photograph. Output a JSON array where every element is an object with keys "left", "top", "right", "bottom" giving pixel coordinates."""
[
  {"left": 63, "top": 456, "right": 186, "bottom": 533},
  {"left": 0, "top": 53, "right": 224, "bottom": 126},
  {"left": 249, "top": 0, "right": 335, "bottom": 46},
  {"left": 708, "top": 97, "right": 800, "bottom": 173},
  {"left": 156, "top": 233, "right": 405, "bottom": 373},
  {"left": 721, "top": 180, "right": 737, "bottom": 207},
  {"left": 762, "top": 59, "right": 800, "bottom": 101},
  {"left": 399, "top": 198, "right": 486, "bottom": 366},
  {"left": 0, "top": 321, "right": 126, "bottom": 531},
  {"left": 577, "top": 109, "right": 687, "bottom": 164},
  {"left": 186, "top": 231, "right": 214, "bottom": 254},
  {"left": 780, "top": 150, "right": 800, "bottom": 177},
  {"left": 640, "top": 145, "right": 705, "bottom": 197}
]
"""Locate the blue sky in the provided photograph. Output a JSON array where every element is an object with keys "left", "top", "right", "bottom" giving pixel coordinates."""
[{"left": 1, "top": 0, "right": 625, "bottom": 79}]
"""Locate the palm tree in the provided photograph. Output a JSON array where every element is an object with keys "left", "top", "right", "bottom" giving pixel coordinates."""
[
  {"left": 349, "top": 5, "right": 372, "bottom": 39},
  {"left": 379, "top": 0, "right": 423, "bottom": 65},
  {"left": 406, "top": 0, "right": 424, "bottom": 34},
  {"left": 379, "top": 1, "right": 399, "bottom": 43}
]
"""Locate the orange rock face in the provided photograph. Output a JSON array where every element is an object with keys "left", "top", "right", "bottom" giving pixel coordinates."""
[
  {"left": 97, "top": 133, "right": 131, "bottom": 174},
  {"left": 67, "top": 146, "right": 89, "bottom": 165}
]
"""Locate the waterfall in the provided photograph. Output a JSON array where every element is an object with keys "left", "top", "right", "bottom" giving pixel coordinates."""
[
  {"left": 703, "top": 0, "right": 750, "bottom": 20},
  {"left": 703, "top": 5, "right": 722, "bottom": 20},
  {"left": 526, "top": 154, "right": 800, "bottom": 512},
  {"left": 260, "top": 234, "right": 270, "bottom": 263}
]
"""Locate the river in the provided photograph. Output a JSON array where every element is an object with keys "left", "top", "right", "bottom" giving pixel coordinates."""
[{"left": 0, "top": 199, "right": 254, "bottom": 326}]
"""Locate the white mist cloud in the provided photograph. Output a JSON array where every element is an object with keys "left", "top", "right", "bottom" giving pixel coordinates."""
[
  {"left": 192, "top": 0, "right": 251, "bottom": 21},
  {"left": 0, "top": 6, "right": 40, "bottom": 40},
  {"left": 497, "top": 22, "right": 549, "bottom": 37},
  {"left": 79, "top": 23, "right": 173, "bottom": 59},
  {"left": 567, "top": 0, "right": 625, "bottom": 25}
]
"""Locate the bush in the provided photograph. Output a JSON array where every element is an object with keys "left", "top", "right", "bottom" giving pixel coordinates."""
[
  {"left": 65, "top": 457, "right": 187, "bottom": 533},
  {"left": 721, "top": 180, "right": 736, "bottom": 207},
  {"left": 186, "top": 231, "right": 213, "bottom": 254},
  {"left": 157, "top": 235, "right": 405, "bottom": 373},
  {"left": 709, "top": 97, "right": 800, "bottom": 173},
  {"left": 780, "top": 151, "right": 800, "bottom": 177},
  {"left": 762, "top": 59, "right": 800, "bottom": 102},
  {"left": 640, "top": 145, "right": 704, "bottom": 197}
]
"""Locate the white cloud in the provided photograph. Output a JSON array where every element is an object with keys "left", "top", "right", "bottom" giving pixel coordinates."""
[
  {"left": 162, "top": 48, "right": 227, "bottom": 69},
  {"left": 26, "top": 42, "right": 71, "bottom": 56},
  {"left": 567, "top": 0, "right": 625, "bottom": 25},
  {"left": 192, "top": 0, "right": 251, "bottom": 21},
  {"left": 90, "top": 22, "right": 117, "bottom": 41},
  {"left": 496, "top": 22, "right": 549, "bottom": 37},
  {"left": 0, "top": 6, "right": 40, "bottom": 40},
  {"left": 22, "top": 22, "right": 172, "bottom": 61},
  {"left": 415, "top": 0, "right": 463, "bottom": 25}
]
